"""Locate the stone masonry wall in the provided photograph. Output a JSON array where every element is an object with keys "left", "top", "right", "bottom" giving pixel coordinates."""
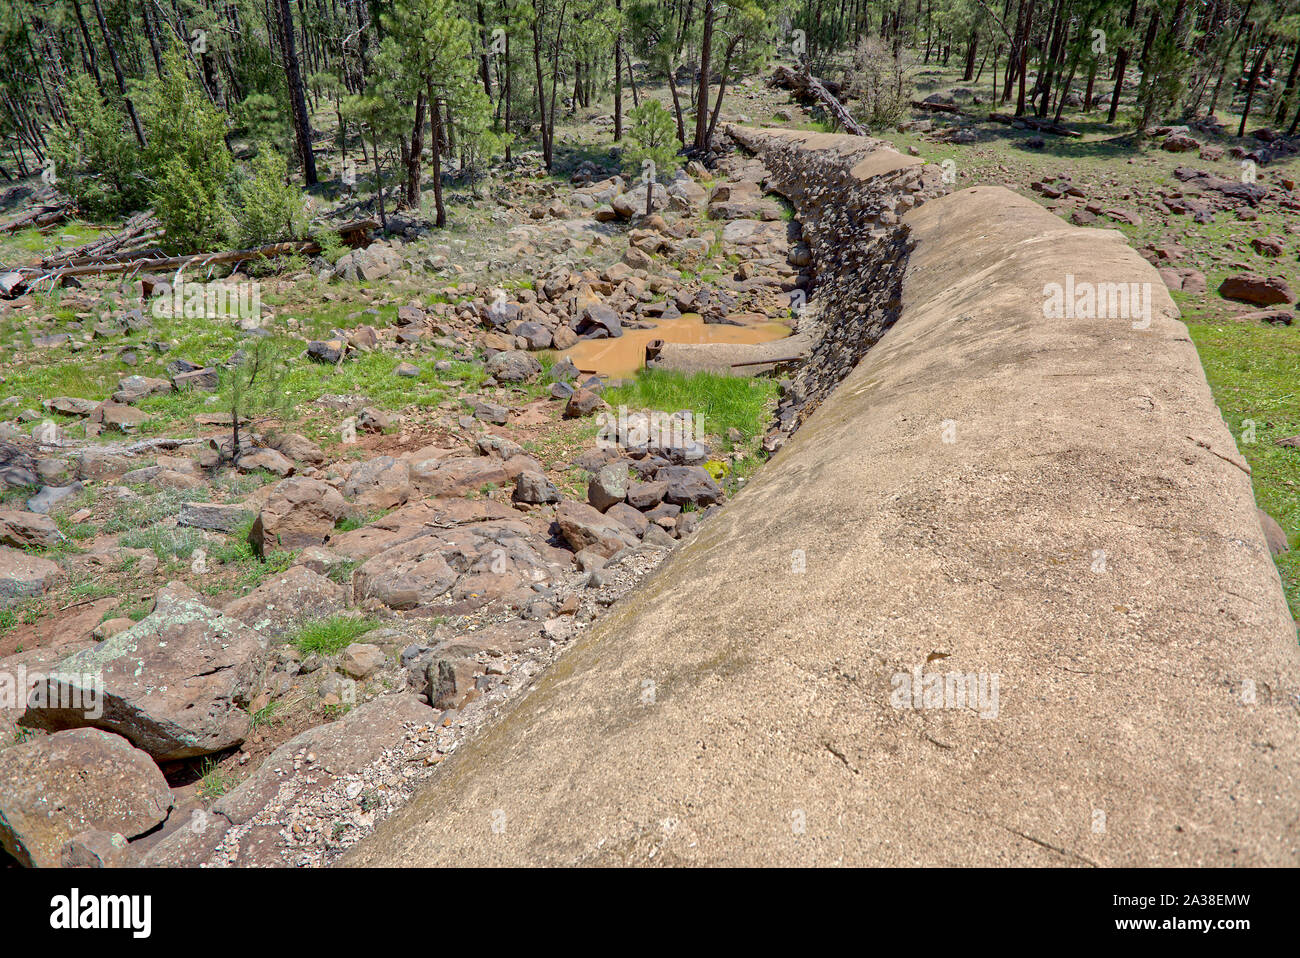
[{"left": 726, "top": 126, "right": 948, "bottom": 450}]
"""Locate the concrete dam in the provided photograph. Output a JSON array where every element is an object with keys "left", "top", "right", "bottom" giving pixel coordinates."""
[{"left": 346, "top": 127, "right": 1300, "bottom": 867}]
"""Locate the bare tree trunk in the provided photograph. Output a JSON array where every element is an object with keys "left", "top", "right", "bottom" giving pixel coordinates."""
[
  {"left": 406, "top": 90, "right": 425, "bottom": 208},
  {"left": 626, "top": 48, "right": 640, "bottom": 106},
  {"left": 531, "top": 4, "right": 553, "bottom": 169},
  {"left": 1273, "top": 39, "right": 1300, "bottom": 125},
  {"left": 962, "top": 26, "right": 978, "bottom": 81},
  {"left": 90, "top": 0, "right": 146, "bottom": 146},
  {"left": 141, "top": 0, "right": 164, "bottom": 75},
  {"left": 706, "top": 39, "right": 739, "bottom": 143},
  {"left": 666, "top": 71, "right": 686, "bottom": 145},
  {"left": 428, "top": 82, "right": 446, "bottom": 227},
  {"left": 1107, "top": 0, "right": 1139, "bottom": 123},
  {"left": 1238, "top": 37, "right": 1273, "bottom": 136},
  {"left": 476, "top": 2, "right": 493, "bottom": 98},
  {"left": 70, "top": 0, "right": 104, "bottom": 91},
  {"left": 503, "top": 30, "right": 512, "bottom": 160},
  {"left": 693, "top": 0, "right": 715, "bottom": 150},
  {"left": 277, "top": 0, "right": 318, "bottom": 185},
  {"left": 613, "top": 0, "right": 623, "bottom": 141}
]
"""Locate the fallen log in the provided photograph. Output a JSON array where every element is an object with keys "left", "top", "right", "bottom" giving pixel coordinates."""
[
  {"left": 39, "top": 246, "right": 168, "bottom": 269},
  {"left": 911, "top": 99, "right": 965, "bottom": 115},
  {"left": 771, "top": 64, "right": 867, "bottom": 137},
  {"left": 1, "top": 203, "right": 69, "bottom": 234},
  {"left": 6, "top": 217, "right": 382, "bottom": 296},
  {"left": 41, "top": 211, "right": 160, "bottom": 268},
  {"left": 30, "top": 239, "right": 322, "bottom": 282},
  {"left": 987, "top": 111, "right": 1082, "bottom": 137},
  {"left": 769, "top": 64, "right": 846, "bottom": 98}
]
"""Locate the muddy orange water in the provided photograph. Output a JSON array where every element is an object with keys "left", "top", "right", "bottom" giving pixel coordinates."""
[{"left": 560, "top": 312, "right": 791, "bottom": 378}]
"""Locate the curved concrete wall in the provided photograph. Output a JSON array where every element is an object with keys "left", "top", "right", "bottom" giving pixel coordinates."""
[{"left": 349, "top": 130, "right": 1300, "bottom": 866}]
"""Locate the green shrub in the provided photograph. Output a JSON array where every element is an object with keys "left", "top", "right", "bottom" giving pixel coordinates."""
[
  {"left": 234, "top": 146, "right": 309, "bottom": 247},
  {"left": 47, "top": 74, "right": 146, "bottom": 215},
  {"left": 141, "top": 50, "right": 234, "bottom": 252}
]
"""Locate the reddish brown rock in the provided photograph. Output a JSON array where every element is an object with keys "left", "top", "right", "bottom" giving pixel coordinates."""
[
  {"left": 554, "top": 500, "right": 639, "bottom": 557},
  {"left": 250, "top": 477, "right": 347, "bottom": 556},
  {"left": 22, "top": 587, "right": 266, "bottom": 760},
  {"left": 1218, "top": 274, "right": 1294, "bottom": 306},
  {"left": 0, "top": 728, "right": 172, "bottom": 868}
]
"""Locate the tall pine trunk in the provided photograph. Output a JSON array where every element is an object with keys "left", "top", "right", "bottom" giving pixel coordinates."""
[
  {"left": 277, "top": 0, "right": 318, "bottom": 185},
  {"left": 693, "top": 0, "right": 715, "bottom": 151},
  {"left": 90, "top": 0, "right": 146, "bottom": 146}
]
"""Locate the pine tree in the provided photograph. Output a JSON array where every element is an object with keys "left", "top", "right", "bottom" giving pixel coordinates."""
[{"left": 624, "top": 99, "right": 680, "bottom": 217}]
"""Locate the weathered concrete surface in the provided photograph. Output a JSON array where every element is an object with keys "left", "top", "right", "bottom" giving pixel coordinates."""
[
  {"left": 348, "top": 131, "right": 1300, "bottom": 867},
  {"left": 648, "top": 333, "right": 813, "bottom": 376}
]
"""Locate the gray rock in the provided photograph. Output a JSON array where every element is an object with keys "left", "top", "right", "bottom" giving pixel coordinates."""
[
  {"left": 27, "top": 482, "right": 83, "bottom": 515},
  {"left": 513, "top": 470, "right": 561, "bottom": 504},
  {"left": 179, "top": 501, "right": 255, "bottom": 533},
  {"left": 0, "top": 442, "right": 38, "bottom": 489},
  {"left": 587, "top": 461, "right": 629, "bottom": 512},
  {"left": 486, "top": 350, "right": 543, "bottom": 383},
  {"left": 655, "top": 465, "right": 723, "bottom": 507}
]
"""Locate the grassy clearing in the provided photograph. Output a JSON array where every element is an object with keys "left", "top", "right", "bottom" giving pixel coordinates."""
[
  {"left": 604, "top": 368, "right": 779, "bottom": 441},
  {"left": 1, "top": 278, "right": 488, "bottom": 445},
  {"left": 290, "top": 615, "right": 379, "bottom": 656},
  {"left": 1182, "top": 305, "right": 1300, "bottom": 621}
]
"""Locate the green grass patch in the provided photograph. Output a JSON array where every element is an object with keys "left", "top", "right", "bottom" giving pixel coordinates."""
[
  {"left": 289, "top": 615, "right": 379, "bottom": 656},
  {"left": 1185, "top": 309, "right": 1300, "bottom": 622},
  {"left": 118, "top": 525, "right": 205, "bottom": 560},
  {"left": 604, "top": 368, "right": 779, "bottom": 441},
  {"left": 196, "top": 756, "right": 234, "bottom": 801}
]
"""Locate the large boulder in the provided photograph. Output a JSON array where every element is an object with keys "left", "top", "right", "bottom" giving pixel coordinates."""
[
  {"left": 353, "top": 536, "right": 459, "bottom": 610},
  {"left": 409, "top": 456, "right": 509, "bottom": 498},
  {"left": 513, "top": 471, "right": 560, "bottom": 504},
  {"left": 588, "top": 461, "right": 629, "bottom": 512},
  {"left": 112, "top": 375, "right": 172, "bottom": 404},
  {"left": 266, "top": 432, "right": 327, "bottom": 465},
  {"left": 1218, "top": 274, "right": 1294, "bottom": 306},
  {"left": 250, "top": 477, "right": 347, "bottom": 556},
  {"left": 655, "top": 465, "right": 723, "bottom": 507},
  {"left": 554, "top": 501, "right": 640, "bottom": 557},
  {"left": 221, "top": 566, "right": 345, "bottom": 639},
  {"left": 485, "top": 350, "right": 542, "bottom": 383},
  {"left": 343, "top": 456, "right": 411, "bottom": 511},
  {"left": 21, "top": 586, "right": 267, "bottom": 760},
  {"left": 178, "top": 501, "right": 255, "bottom": 533},
  {"left": 1161, "top": 133, "right": 1200, "bottom": 153},
  {"left": 0, "top": 546, "right": 61, "bottom": 600},
  {"left": 0, "top": 509, "right": 61, "bottom": 549},
  {"left": 573, "top": 304, "right": 622, "bottom": 339},
  {"left": 0, "top": 728, "right": 172, "bottom": 868},
  {"left": 611, "top": 183, "right": 667, "bottom": 218},
  {"left": 0, "top": 442, "right": 38, "bottom": 489}
]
